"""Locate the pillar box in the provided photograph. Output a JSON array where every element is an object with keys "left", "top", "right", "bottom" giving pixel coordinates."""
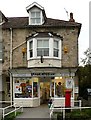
[{"left": 65, "top": 90, "right": 71, "bottom": 107}]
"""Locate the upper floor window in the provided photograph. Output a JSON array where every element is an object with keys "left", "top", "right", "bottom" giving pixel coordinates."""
[
  {"left": 27, "top": 32, "right": 62, "bottom": 60},
  {"left": 54, "top": 40, "right": 59, "bottom": 57},
  {"left": 29, "top": 41, "right": 33, "bottom": 58},
  {"left": 31, "top": 11, "right": 41, "bottom": 24},
  {"left": 37, "top": 39, "right": 49, "bottom": 56}
]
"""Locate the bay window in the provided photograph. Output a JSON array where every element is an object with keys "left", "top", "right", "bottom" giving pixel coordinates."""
[{"left": 27, "top": 33, "right": 62, "bottom": 60}]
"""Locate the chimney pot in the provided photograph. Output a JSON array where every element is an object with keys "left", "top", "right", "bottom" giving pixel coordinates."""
[{"left": 69, "top": 12, "right": 75, "bottom": 22}]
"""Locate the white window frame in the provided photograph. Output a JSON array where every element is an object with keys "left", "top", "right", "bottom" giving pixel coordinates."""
[
  {"left": 29, "top": 8, "right": 43, "bottom": 25},
  {"left": 37, "top": 38, "right": 49, "bottom": 57},
  {"left": 53, "top": 40, "right": 59, "bottom": 57}
]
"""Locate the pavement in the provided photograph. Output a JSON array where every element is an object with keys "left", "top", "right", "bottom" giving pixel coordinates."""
[{"left": 14, "top": 104, "right": 50, "bottom": 120}]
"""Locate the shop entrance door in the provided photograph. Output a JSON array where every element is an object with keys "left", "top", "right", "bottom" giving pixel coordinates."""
[{"left": 40, "top": 82, "right": 50, "bottom": 104}]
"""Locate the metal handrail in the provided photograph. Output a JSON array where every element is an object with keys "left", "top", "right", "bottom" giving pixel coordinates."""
[
  {"left": 50, "top": 100, "right": 82, "bottom": 119},
  {"left": 0, "top": 101, "right": 23, "bottom": 119}
]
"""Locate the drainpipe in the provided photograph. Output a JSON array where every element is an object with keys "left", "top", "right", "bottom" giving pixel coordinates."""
[{"left": 10, "top": 28, "right": 13, "bottom": 105}]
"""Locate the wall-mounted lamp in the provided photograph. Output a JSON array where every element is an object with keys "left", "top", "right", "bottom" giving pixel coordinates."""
[
  {"left": 64, "top": 46, "right": 68, "bottom": 53},
  {"left": 22, "top": 48, "right": 26, "bottom": 58}
]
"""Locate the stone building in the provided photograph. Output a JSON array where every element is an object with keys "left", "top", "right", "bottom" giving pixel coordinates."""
[{"left": 1, "top": 2, "right": 81, "bottom": 107}]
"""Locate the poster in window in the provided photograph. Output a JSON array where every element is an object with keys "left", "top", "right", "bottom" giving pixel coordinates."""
[
  {"left": 14, "top": 83, "right": 22, "bottom": 93},
  {"left": 66, "top": 78, "right": 73, "bottom": 89}
]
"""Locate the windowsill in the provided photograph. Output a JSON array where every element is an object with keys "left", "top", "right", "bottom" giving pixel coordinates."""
[
  {"left": 14, "top": 97, "right": 39, "bottom": 99},
  {"left": 27, "top": 57, "right": 61, "bottom": 61}
]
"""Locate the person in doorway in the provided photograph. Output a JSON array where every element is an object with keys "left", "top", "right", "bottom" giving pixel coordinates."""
[{"left": 56, "top": 82, "right": 62, "bottom": 97}]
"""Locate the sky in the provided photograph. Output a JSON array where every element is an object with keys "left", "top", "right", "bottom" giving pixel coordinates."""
[{"left": 0, "top": 0, "right": 90, "bottom": 65}]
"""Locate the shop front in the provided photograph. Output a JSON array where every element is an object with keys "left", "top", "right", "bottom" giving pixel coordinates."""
[{"left": 10, "top": 67, "right": 77, "bottom": 107}]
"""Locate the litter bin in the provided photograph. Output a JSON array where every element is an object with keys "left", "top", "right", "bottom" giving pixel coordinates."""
[{"left": 65, "top": 90, "right": 71, "bottom": 107}]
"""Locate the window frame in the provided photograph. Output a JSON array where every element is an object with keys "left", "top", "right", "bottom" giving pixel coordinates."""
[
  {"left": 29, "top": 40, "right": 33, "bottom": 58},
  {"left": 37, "top": 39, "right": 49, "bottom": 57},
  {"left": 53, "top": 40, "right": 59, "bottom": 57},
  {"left": 27, "top": 37, "right": 61, "bottom": 60},
  {"left": 30, "top": 10, "right": 41, "bottom": 25}
]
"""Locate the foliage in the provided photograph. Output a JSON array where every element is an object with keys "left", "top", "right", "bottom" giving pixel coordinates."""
[
  {"left": 53, "top": 109, "right": 91, "bottom": 120},
  {"left": 81, "top": 48, "right": 91, "bottom": 65},
  {"left": 77, "top": 65, "right": 91, "bottom": 97}
]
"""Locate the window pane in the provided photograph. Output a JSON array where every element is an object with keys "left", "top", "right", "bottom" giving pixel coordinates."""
[
  {"left": 36, "top": 12, "right": 40, "bottom": 17},
  {"left": 37, "top": 48, "right": 42, "bottom": 56},
  {"left": 43, "top": 40, "right": 49, "bottom": 47},
  {"left": 54, "top": 40, "right": 58, "bottom": 48},
  {"left": 54, "top": 49, "right": 59, "bottom": 57},
  {"left": 29, "top": 41, "right": 33, "bottom": 49},
  {"left": 31, "top": 12, "right": 35, "bottom": 18},
  {"left": 55, "top": 79, "right": 65, "bottom": 97},
  {"left": 37, "top": 40, "right": 42, "bottom": 47},
  {"left": 36, "top": 18, "right": 41, "bottom": 24},
  {"left": 33, "top": 78, "right": 38, "bottom": 97},
  {"left": 29, "top": 50, "right": 33, "bottom": 57},
  {"left": 44, "top": 48, "right": 49, "bottom": 56}
]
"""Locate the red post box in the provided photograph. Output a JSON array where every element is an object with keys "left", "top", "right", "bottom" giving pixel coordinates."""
[{"left": 65, "top": 90, "right": 71, "bottom": 107}]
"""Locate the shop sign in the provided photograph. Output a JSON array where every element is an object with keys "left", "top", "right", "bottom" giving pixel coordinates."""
[
  {"left": 13, "top": 74, "right": 32, "bottom": 77},
  {"left": 74, "top": 87, "right": 79, "bottom": 93},
  {"left": 31, "top": 72, "right": 55, "bottom": 77}
]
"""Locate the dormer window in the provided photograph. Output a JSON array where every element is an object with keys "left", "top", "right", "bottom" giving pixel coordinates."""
[
  {"left": 26, "top": 2, "right": 46, "bottom": 25},
  {"left": 31, "top": 11, "right": 41, "bottom": 24}
]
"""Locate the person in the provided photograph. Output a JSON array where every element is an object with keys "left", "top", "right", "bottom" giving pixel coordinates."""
[
  {"left": 48, "top": 97, "right": 52, "bottom": 108},
  {"left": 56, "top": 82, "right": 62, "bottom": 97}
]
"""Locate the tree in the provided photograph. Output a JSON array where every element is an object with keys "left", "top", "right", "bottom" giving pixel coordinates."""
[
  {"left": 81, "top": 48, "right": 91, "bottom": 65},
  {"left": 77, "top": 48, "right": 91, "bottom": 97}
]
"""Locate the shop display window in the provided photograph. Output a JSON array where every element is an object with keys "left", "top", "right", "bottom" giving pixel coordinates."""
[
  {"left": 14, "top": 78, "right": 32, "bottom": 98},
  {"left": 54, "top": 77, "right": 65, "bottom": 97},
  {"left": 33, "top": 78, "right": 38, "bottom": 97},
  {"left": 14, "top": 78, "right": 38, "bottom": 98}
]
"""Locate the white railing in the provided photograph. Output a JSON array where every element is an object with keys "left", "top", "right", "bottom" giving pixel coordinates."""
[
  {"left": 0, "top": 101, "right": 23, "bottom": 119},
  {"left": 50, "top": 100, "right": 84, "bottom": 120}
]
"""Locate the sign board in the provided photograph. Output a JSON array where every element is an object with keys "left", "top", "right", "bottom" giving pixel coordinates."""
[{"left": 66, "top": 78, "right": 73, "bottom": 89}]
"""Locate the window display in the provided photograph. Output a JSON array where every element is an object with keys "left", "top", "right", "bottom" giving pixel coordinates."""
[
  {"left": 55, "top": 77, "right": 65, "bottom": 97},
  {"left": 14, "top": 78, "right": 38, "bottom": 98}
]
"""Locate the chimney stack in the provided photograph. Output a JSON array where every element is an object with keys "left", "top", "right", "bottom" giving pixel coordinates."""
[{"left": 69, "top": 12, "right": 75, "bottom": 22}]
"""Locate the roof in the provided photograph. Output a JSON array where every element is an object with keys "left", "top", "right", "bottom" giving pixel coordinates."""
[
  {"left": 26, "top": 2, "right": 44, "bottom": 12},
  {"left": 2, "top": 17, "right": 81, "bottom": 29},
  {"left": 26, "top": 32, "right": 63, "bottom": 40},
  {"left": 0, "top": 11, "right": 8, "bottom": 22}
]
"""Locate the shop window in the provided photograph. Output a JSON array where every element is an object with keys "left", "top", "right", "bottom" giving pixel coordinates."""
[
  {"left": 33, "top": 78, "right": 38, "bottom": 97},
  {"left": 51, "top": 81, "right": 54, "bottom": 97},
  {"left": 55, "top": 77, "right": 65, "bottom": 97},
  {"left": 14, "top": 79, "right": 32, "bottom": 98}
]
